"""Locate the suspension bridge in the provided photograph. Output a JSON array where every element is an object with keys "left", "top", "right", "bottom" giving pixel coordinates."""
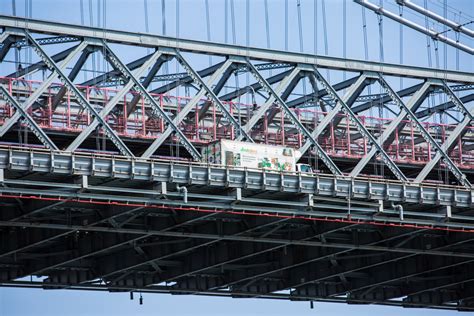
[{"left": 0, "top": 0, "right": 473, "bottom": 311}]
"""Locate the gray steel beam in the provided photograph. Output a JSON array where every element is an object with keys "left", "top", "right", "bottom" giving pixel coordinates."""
[
  {"left": 397, "top": 0, "right": 474, "bottom": 38},
  {"left": 0, "top": 204, "right": 146, "bottom": 261},
  {"left": 288, "top": 76, "right": 359, "bottom": 108},
  {"left": 0, "top": 42, "right": 87, "bottom": 137},
  {"left": 269, "top": 231, "right": 474, "bottom": 298},
  {"left": 352, "top": 83, "right": 423, "bottom": 114},
  {"left": 195, "top": 64, "right": 236, "bottom": 120},
  {"left": 1, "top": 147, "right": 472, "bottom": 207},
  {"left": 0, "top": 34, "right": 14, "bottom": 63},
  {"left": 66, "top": 50, "right": 163, "bottom": 152},
  {"left": 98, "top": 218, "right": 288, "bottom": 285},
  {"left": 126, "top": 56, "right": 167, "bottom": 115},
  {"left": 415, "top": 94, "right": 474, "bottom": 118},
  {"left": 50, "top": 47, "right": 95, "bottom": 110},
  {"left": 377, "top": 75, "right": 471, "bottom": 188},
  {"left": 313, "top": 70, "right": 408, "bottom": 182},
  {"left": 1, "top": 16, "right": 473, "bottom": 82},
  {"left": 172, "top": 50, "right": 253, "bottom": 142},
  {"left": 3, "top": 220, "right": 474, "bottom": 259},
  {"left": 236, "top": 67, "right": 301, "bottom": 140},
  {"left": 23, "top": 213, "right": 216, "bottom": 281},
  {"left": 5, "top": 46, "right": 77, "bottom": 78},
  {"left": 219, "top": 70, "right": 293, "bottom": 102},
  {"left": 141, "top": 59, "right": 235, "bottom": 158},
  {"left": 349, "top": 81, "right": 432, "bottom": 179},
  {"left": 415, "top": 106, "right": 474, "bottom": 183},
  {"left": 223, "top": 228, "right": 424, "bottom": 295},
  {"left": 0, "top": 86, "right": 58, "bottom": 150},
  {"left": 18, "top": 32, "right": 134, "bottom": 157},
  {"left": 298, "top": 74, "right": 370, "bottom": 157},
  {"left": 345, "top": 253, "right": 474, "bottom": 300},
  {"left": 354, "top": 0, "right": 474, "bottom": 55},
  {"left": 79, "top": 54, "right": 152, "bottom": 87},
  {"left": 263, "top": 70, "right": 304, "bottom": 124},
  {"left": 244, "top": 61, "right": 342, "bottom": 176},
  {"left": 100, "top": 42, "right": 201, "bottom": 160},
  {"left": 150, "top": 62, "right": 223, "bottom": 95}
]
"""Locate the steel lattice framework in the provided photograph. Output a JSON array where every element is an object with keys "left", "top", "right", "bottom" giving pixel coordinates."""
[{"left": 0, "top": 15, "right": 474, "bottom": 311}]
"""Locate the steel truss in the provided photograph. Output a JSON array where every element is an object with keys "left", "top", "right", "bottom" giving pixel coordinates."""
[{"left": 0, "top": 15, "right": 473, "bottom": 311}]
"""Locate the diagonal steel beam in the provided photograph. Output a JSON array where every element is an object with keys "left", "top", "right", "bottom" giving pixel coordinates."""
[
  {"left": 220, "top": 69, "right": 293, "bottom": 103},
  {"left": 244, "top": 61, "right": 342, "bottom": 176},
  {"left": 0, "top": 42, "right": 87, "bottom": 137},
  {"left": 99, "top": 42, "right": 201, "bottom": 160},
  {"left": 0, "top": 34, "right": 15, "bottom": 63},
  {"left": 141, "top": 59, "right": 235, "bottom": 159},
  {"left": 172, "top": 49, "right": 253, "bottom": 142},
  {"left": 349, "top": 81, "right": 432, "bottom": 179},
  {"left": 287, "top": 76, "right": 360, "bottom": 108},
  {"left": 415, "top": 94, "right": 474, "bottom": 118},
  {"left": 298, "top": 74, "right": 370, "bottom": 157},
  {"left": 440, "top": 80, "right": 474, "bottom": 121},
  {"left": 312, "top": 69, "right": 408, "bottom": 182},
  {"left": 50, "top": 47, "right": 96, "bottom": 111},
  {"left": 265, "top": 71, "right": 304, "bottom": 123},
  {"left": 236, "top": 67, "right": 302, "bottom": 141},
  {"left": 415, "top": 107, "right": 474, "bottom": 183},
  {"left": 195, "top": 64, "right": 236, "bottom": 120},
  {"left": 377, "top": 75, "right": 471, "bottom": 188},
  {"left": 126, "top": 56, "right": 167, "bottom": 116},
  {"left": 22, "top": 32, "right": 135, "bottom": 157},
  {"left": 5, "top": 46, "right": 77, "bottom": 78},
  {"left": 67, "top": 50, "right": 163, "bottom": 152},
  {"left": 150, "top": 62, "right": 224, "bottom": 95},
  {"left": 352, "top": 83, "right": 423, "bottom": 114},
  {"left": 79, "top": 53, "right": 152, "bottom": 86},
  {"left": 0, "top": 86, "right": 58, "bottom": 150}
]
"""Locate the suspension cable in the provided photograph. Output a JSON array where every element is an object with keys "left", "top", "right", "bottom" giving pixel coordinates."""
[{"left": 321, "top": 0, "right": 330, "bottom": 81}]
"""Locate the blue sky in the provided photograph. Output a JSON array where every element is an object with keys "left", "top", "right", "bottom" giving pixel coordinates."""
[{"left": 0, "top": 0, "right": 473, "bottom": 315}]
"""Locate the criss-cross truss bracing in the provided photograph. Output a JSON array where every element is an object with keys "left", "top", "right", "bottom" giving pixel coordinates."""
[{"left": 0, "top": 16, "right": 474, "bottom": 311}]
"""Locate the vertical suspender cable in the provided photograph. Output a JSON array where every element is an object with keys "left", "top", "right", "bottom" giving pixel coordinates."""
[
  {"left": 102, "top": 0, "right": 107, "bottom": 151},
  {"left": 399, "top": 4, "right": 403, "bottom": 89},
  {"left": 88, "top": 0, "right": 96, "bottom": 84},
  {"left": 144, "top": 0, "right": 151, "bottom": 57},
  {"left": 80, "top": 0, "right": 86, "bottom": 81},
  {"left": 443, "top": 0, "right": 448, "bottom": 184},
  {"left": 205, "top": 0, "right": 211, "bottom": 66},
  {"left": 176, "top": 0, "right": 180, "bottom": 158},
  {"left": 297, "top": 0, "right": 306, "bottom": 97},
  {"left": 231, "top": 0, "right": 236, "bottom": 45},
  {"left": 264, "top": 0, "right": 271, "bottom": 49},
  {"left": 161, "top": 0, "right": 168, "bottom": 76},
  {"left": 314, "top": 0, "right": 319, "bottom": 172},
  {"left": 424, "top": 0, "right": 434, "bottom": 111},
  {"left": 97, "top": 0, "right": 101, "bottom": 75},
  {"left": 264, "top": 0, "right": 272, "bottom": 79},
  {"left": 230, "top": 0, "right": 240, "bottom": 127},
  {"left": 246, "top": 0, "right": 250, "bottom": 105},
  {"left": 225, "top": 0, "right": 228, "bottom": 44},
  {"left": 314, "top": 0, "right": 318, "bottom": 56},
  {"left": 321, "top": 0, "right": 330, "bottom": 81},
  {"left": 362, "top": 7, "right": 370, "bottom": 95},
  {"left": 343, "top": 0, "right": 346, "bottom": 81},
  {"left": 285, "top": 0, "right": 288, "bottom": 51},
  {"left": 377, "top": 0, "right": 384, "bottom": 178}
]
